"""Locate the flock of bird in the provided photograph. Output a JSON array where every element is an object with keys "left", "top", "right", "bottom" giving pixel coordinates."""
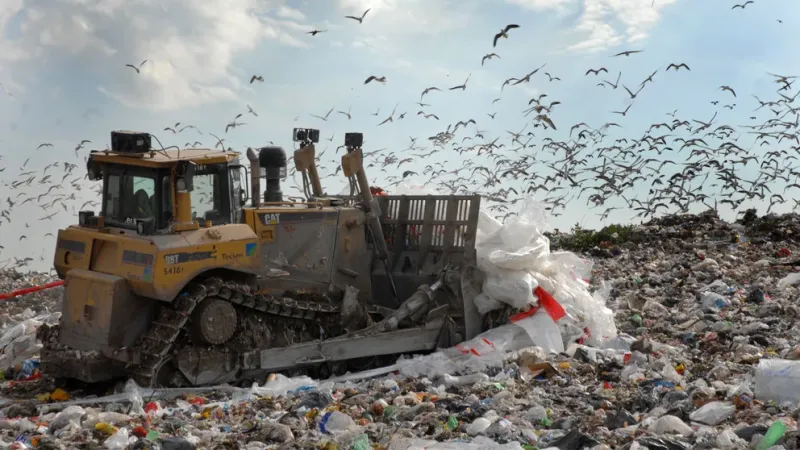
[{"left": 1, "top": 0, "right": 797, "bottom": 270}]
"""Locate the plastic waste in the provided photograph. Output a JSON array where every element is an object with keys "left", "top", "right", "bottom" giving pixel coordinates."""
[
  {"left": 700, "top": 291, "right": 730, "bottom": 310},
  {"left": 103, "top": 428, "right": 130, "bottom": 449},
  {"left": 648, "top": 415, "right": 694, "bottom": 436},
  {"left": 689, "top": 401, "right": 735, "bottom": 425},
  {"left": 716, "top": 429, "right": 747, "bottom": 449},
  {"left": 473, "top": 195, "right": 618, "bottom": 345},
  {"left": 777, "top": 272, "right": 800, "bottom": 289},
  {"left": 755, "top": 420, "right": 787, "bottom": 450},
  {"left": 481, "top": 271, "right": 538, "bottom": 309},
  {"left": 319, "top": 410, "right": 356, "bottom": 434},
  {"left": 755, "top": 359, "right": 800, "bottom": 405},
  {"left": 465, "top": 417, "right": 492, "bottom": 435},
  {"left": 352, "top": 434, "right": 370, "bottom": 450}
]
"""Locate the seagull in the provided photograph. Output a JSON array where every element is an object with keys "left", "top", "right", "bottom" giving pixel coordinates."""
[
  {"left": 493, "top": 24, "right": 520, "bottom": 47},
  {"left": 125, "top": 60, "right": 147, "bottom": 73},
  {"left": 307, "top": 29, "right": 327, "bottom": 36},
  {"left": 345, "top": 8, "right": 370, "bottom": 24},
  {"left": 719, "top": 85, "right": 737, "bottom": 97},
  {"left": 613, "top": 50, "right": 643, "bottom": 57},
  {"left": 364, "top": 75, "right": 387, "bottom": 85},
  {"left": 666, "top": 63, "right": 690, "bottom": 71},
  {"left": 481, "top": 53, "right": 500, "bottom": 66}
]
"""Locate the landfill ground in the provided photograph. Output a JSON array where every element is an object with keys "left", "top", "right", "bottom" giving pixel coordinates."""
[{"left": 4, "top": 209, "right": 800, "bottom": 449}]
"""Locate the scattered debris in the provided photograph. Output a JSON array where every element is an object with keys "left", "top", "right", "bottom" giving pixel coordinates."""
[{"left": 2, "top": 209, "right": 800, "bottom": 448}]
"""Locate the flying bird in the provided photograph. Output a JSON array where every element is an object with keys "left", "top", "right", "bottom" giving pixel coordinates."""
[
  {"left": 36, "top": 143, "right": 53, "bottom": 150},
  {"left": 311, "top": 107, "right": 335, "bottom": 121},
  {"left": 420, "top": 87, "right": 441, "bottom": 100},
  {"left": 364, "top": 75, "right": 387, "bottom": 85},
  {"left": 307, "top": 29, "right": 327, "bottom": 36},
  {"left": 545, "top": 72, "right": 561, "bottom": 82},
  {"left": 719, "top": 85, "right": 737, "bottom": 97},
  {"left": 585, "top": 68, "right": 608, "bottom": 76},
  {"left": 493, "top": 24, "right": 520, "bottom": 47},
  {"left": 666, "top": 63, "right": 690, "bottom": 71},
  {"left": 449, "top": 74, "right": 471, "bottom": 91},
  {"left": 482, "top": 53, "right": 500, "bottom": 66},
  {"left": 345, "top": 8, "right": 370, "bottom": 23},
  {"left": 125, "top": 60, "right": 147, "bottom": 73},
  {"left": 613, "top": 50, "right": 643, "bottom": 57},
  {"left": 337, "top": 106, "right": 352, "bottom": 120},
  {"left": 732, "top": 1, "right": 754, "bottom": 9},
  {"left": 250, "top": 75, "right": 264, "bottom": 84}
]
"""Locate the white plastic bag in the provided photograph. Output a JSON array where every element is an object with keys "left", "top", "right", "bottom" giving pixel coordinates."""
[
  {"left": 755, "top": 359, "right": 800, "bottom": 404},
  {"left": 689, "top": 401, "right": 735, "bottom": 425},
  {"left": 481, "top": 271, "right": 538, "bottom": 309},
  {"left": 473, "top": 293, "right": 504, "bottom": 315},
  {"left": 648, "top": 415, "right": 694, "bottom": 436},
  {"left": 716, "top": 428, "right": 747, "bottom": 448},
  {"left": 104, "top": 428, "right": 130, "bottom": 449},
  {"left": 777, "top": 272, "right": 800, "bottom": 290},
  {"left": 476, "top": 211, "right": 503, "bottom": 243},
  {"left": 487, "top": 245, "right": 549, "bottom": 270},
  {"left": 514, "top": 311, "right": 564, "bottom": 354}
]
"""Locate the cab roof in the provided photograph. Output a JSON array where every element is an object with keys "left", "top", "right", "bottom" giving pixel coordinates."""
[{"left": 88, "top": 148, "right": 240, "bottom": 168}]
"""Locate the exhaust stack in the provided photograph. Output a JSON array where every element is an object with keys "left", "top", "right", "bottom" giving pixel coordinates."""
[
  {"left": 258, "top": 146, "right": 287, "bottom": 203},
  {"left": 246, "top": 147, "right": 260, "bottom": 207}
]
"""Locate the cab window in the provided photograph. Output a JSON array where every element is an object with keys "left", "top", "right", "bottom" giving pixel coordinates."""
[
  {"left": 191, "top": 171, "right": 223, "bottom": 223},
  {"left": 161, "top": 176, "right": 173, "bottom": 225},
  {"left": 104, "top": 173, "right": 156, "bottom": 227}
]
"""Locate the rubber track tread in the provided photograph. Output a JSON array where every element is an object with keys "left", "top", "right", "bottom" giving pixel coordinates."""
[{"left": 130, "top": 277, "right": 340, "bottom": 387}]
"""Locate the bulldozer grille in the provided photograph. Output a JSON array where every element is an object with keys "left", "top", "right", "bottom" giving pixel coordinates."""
[{"left": 372, "top": 195, "right": 480, "bottom": 255}]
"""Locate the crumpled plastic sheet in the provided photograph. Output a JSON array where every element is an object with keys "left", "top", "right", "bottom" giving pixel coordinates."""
[
  {"left": 0, "top": 310, "right": 60, "bottom": 371},
  {"left": 475, "top": 196, "right": 618, "bottom": 349},
  {"left": 754, "top": 358, "right": 800, "bottom": 405},
  {"left": 330, "top": 319, "right": 543, "bottom": 383}
]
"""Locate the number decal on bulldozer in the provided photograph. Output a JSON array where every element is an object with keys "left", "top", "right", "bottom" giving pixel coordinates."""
[{"left": 164, "top": 266, "right": 184, "bottom": 275}]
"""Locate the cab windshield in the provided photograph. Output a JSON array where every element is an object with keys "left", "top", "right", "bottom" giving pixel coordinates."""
[
  {"left": 102, "top": 166, "right": 171, "bottom": 229},
  {"left": 191, "top": 165, "right": 224, "bottom": 223}
]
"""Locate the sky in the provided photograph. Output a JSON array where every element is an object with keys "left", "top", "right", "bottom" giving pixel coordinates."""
[{"left": 0, "top": 0, "right": 799, "bottom": 271}]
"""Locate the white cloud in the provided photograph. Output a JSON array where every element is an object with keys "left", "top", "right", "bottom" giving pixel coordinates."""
[
  {"left": 276, "top": 5, "right": 306, "bottom": 21},
  {"left": 505, "top": 0, "right": 573, "bottom": 11},
  {"left": 337, "top": 0, "right": 474, "bottom": 37},
  {"left": 567, "top": 0, "right": 677, "bottom": 52},
  {"left": 0, "top": 0, "right": 311, "bottom": 111},
  {"left": 0, "top": 0, "right": 29, "bottom": 62}
]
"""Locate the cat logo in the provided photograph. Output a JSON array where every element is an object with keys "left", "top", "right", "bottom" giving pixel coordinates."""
[{"left": 261, "top": 213, "right": 280, "bottom": 225}]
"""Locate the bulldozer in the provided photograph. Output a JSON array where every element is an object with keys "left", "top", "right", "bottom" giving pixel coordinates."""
[{"left": 39, "top": 128, "right": 484, "bottom": 387}]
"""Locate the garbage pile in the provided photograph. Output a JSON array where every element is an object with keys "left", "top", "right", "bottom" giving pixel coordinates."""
[
  {"left": 0, "top": 270, "right": 61, "bottom": 318},
  {"left": 5, "top": 205, "right": 800, "bottom": 448}
]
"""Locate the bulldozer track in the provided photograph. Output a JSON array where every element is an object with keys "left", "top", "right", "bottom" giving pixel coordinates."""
[{"left": 130, "top": 276, "right": 341, "bottom": 387}]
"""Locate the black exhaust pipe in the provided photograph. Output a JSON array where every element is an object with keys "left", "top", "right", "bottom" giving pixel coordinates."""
[{"left": 258, "top": 146, "right": 287, "bottom": 203}]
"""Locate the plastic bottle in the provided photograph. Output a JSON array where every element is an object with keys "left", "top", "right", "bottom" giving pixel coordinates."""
[
  {"left": 318, "top": 411, "right": 356, "bottom": 434},
  {"left": 755, "top": 420, "right": 787, "bottom": 450}
]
